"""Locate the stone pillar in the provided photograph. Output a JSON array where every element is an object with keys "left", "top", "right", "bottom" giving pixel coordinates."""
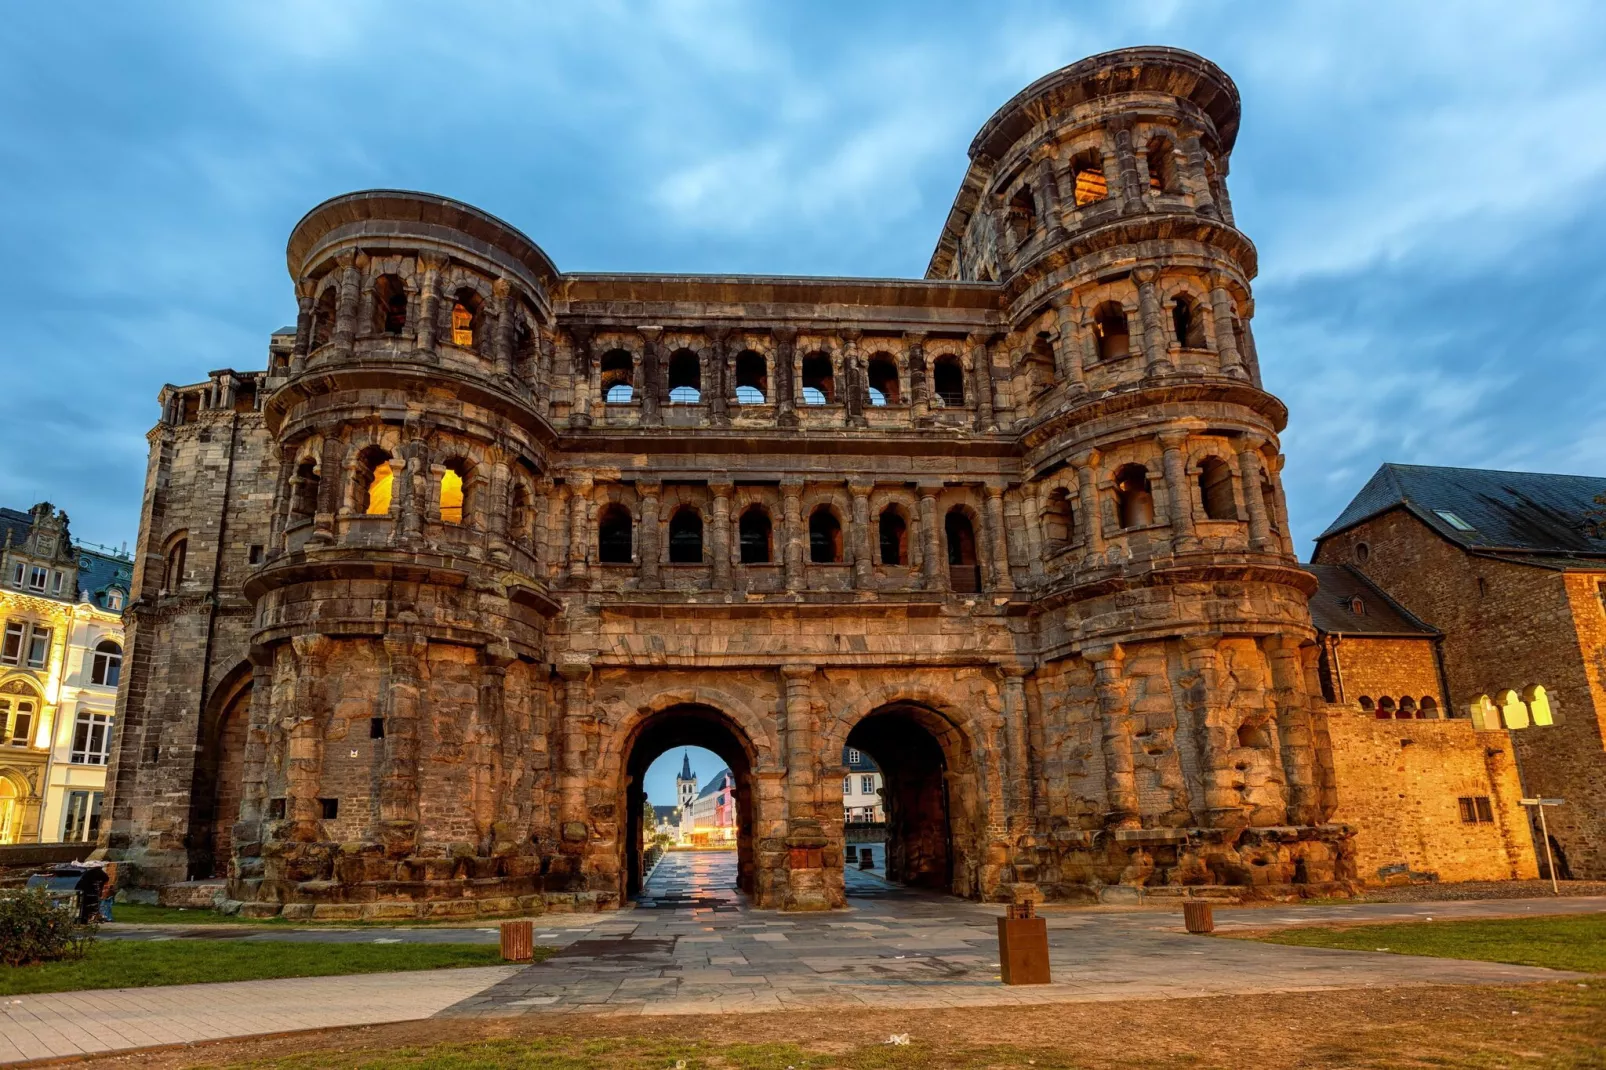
[
  {"left": 1180, "top": 634, "right": 1243, "bottom": 828},
  {"left": 1072, "top": 449, "right": 1105, "bottom": 561},
  {"left": 310, "top": 438, "right": 345, "bottom": 545},
  {"left": 267, "top": 446, "right": 296, "bottom": 558},
  {"left": 637, "top": 479, "right": 661, "bottom": 589},
  {"left": 781, "top": 478, "right": 804, "bottom": 592},
  {"left": 1015, "top": 485, "right": 1046, "bottom": 585},
  {"left": 637, "top": 326, "right": 663, "bottom": 426},
  {"left": 906, "top": 332, "right": 930, "bottom": 427},
  {"left": 332, "top": 253, "right": 361, "bottom": 350},
  {"left": 290, "top": 287, "right": 313, "bottom": 375},
  {"left": 841, "top": 329, "right": 866, "bottom": 428},
  {"left": 567, "top": 473, "right": 593, "bottom": 585},
  {"left": 557, "top": 659, "right": 592, "bottom": 842},
  {"left": 1087, "top": 644, "right": 1138, "bottom": 829},
  {"left": 849, "top": 481, "right": 873, "bottom": 589},
  {"left": 1269, "top": 454, "right": 1297, "bottom": 557},
  {"left": 395, "top": 439, "right": 426, "bottom": 547},
  {"left": 1052, "top": 298, "right": 1086, "bottom": 392},
  {"left": 773, "top": 327, "right": 798, "bottom": 429},
  {"left": 710, "top": 481, "right": 733, "bottom": 590},
  {"left": 1134, "top": 266, "right": 1174, "bottom": 377},
  {"left": 415, "top": 254, "right": 443, "bottom": 360},
  {"left": 1110, "top": 119, "right": 1145, "bottom": 213},
  {"left": 1265, "top": 636, "right": 1319, "bottom": 826},
  {"left": 1215, "top": 157, "right": 1236, "bottom": 225},
  {"left": 1159, "top": 431, "right": 1197, "bottom": 553},
  {"left": 1000, "top": 662, "right": 1033, "bottom": 836},
  {"left": 1033, "top": 151, "right": 1067, "bottom": 241},
  {"left": 235, "top": 648, "right": 275, "bottom": 848},
  {"left": 984, "top": 482, "right": 1013, "bottom": 592},
  {"left": 780, "top": 664, "right": 829, "bottom": 910},
  {"left": 490, "top": 278, "right": 514, "bottom": 379},
  {"left": 285, "top": 634, "right": 331, "bottom": 841},
  {"left": 708, "top": 327, "right": 730, "bottom": 426},
  {"left": 968, "top": 332, "right": 994, "bottom": 429},
  {"left": 473, "top": 646, "right": 511, "bottom": 852},
  {"left": 1237, "top": 437, "right": 1273, "bottom": 551},
  {"left": 1179, "top": 126, "right": 1217, "bottom": 218},
  {"left": 379, "top": 634, "right": 425, "bottom": 856},
  {"left": 1208, "top": 277, "right": 1246, "bottom": 379},
  {"left": 486, "top": 454, "right": 512, "bottom": 564},
  {"left": 568, "top": 326, "right": 594, "bottom": 429},
  {"left": 918, "top": 484, "right": 943, "bottom": 591}
]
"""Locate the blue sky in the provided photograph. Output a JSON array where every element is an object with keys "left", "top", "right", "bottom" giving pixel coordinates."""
[{"left": 4, "top": 1, "right": 1605, "bottom": 558}]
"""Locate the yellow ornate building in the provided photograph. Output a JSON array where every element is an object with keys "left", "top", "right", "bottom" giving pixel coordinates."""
[{"left": 0, "top": 504, "right": 130, "bottom": 844}]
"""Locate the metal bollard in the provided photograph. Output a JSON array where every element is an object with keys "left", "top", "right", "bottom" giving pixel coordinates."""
[
  {"left": 997, "top": 899, "right": 1052, "bottom": 984},
  {"left": 500, "top": 919, "right": 535, "bottom": 962},
  {"left": 1182, "top": 901, "right": 1215, "bottom": 934}
]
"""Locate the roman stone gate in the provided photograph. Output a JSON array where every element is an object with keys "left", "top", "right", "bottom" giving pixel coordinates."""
[{"left": 102, "top": 47, "right": 1357, "bottom": 918}]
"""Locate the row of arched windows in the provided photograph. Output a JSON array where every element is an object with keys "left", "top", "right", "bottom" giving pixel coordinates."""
[
  {"left": 1358, "top": 695, "right": 1441, "bottom": 720},
  {"left": 1471, "top": 687, "right": 1553, "bottom": 730},
  {"left": 597, "top": 349, "right": 964, "bottom": 409},
  {"left": 1003, "top": 133, "right": 1189, "bottom": 250},
  {"left": 1039, "top": 457, "right": 1272, "bottom": 551},
  {"left": 306, "top": 274, "right": 535, "bottom": 363}
]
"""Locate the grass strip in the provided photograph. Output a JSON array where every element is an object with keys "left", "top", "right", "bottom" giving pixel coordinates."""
[{"left": 1248, "top": 912, "right": 1606, "bottom": 972}]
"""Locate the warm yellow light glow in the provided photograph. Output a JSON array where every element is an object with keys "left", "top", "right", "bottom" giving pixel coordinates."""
[
  {"left": 1073, "top": 168, "right": 1107, "bottom": 206},
  {"left": 366, "top": 462, "right": 394, "bottom": 516},
  {"left": 440, "top": 468, "right": 464, "bottom": 525},
  {"left": 1496, "top": 689, "right": 1529, "bottom": 730},
  {"left": 1524, "top": 685, "right": 1554, "bottom": 727},
  {"left": 451, "top": 303, "right": 473, "bottom": 347}
]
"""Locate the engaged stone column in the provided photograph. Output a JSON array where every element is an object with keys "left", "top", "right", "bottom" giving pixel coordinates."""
[
  {"left": 557, "top": 659, "right": 592, "bottom": 840},
  {"left": 1072, "top": 449, "right": 1105, "bottom": 561},
  {"left": 568, "top": 326, "right": 594, "bottom": 429},
  {"left": 285, "top": 634, "right": 332, "bottom": 841},
  {"left": 906, "top": 332, "right": 930, "bottom": 427},
  {"left": 1265, "top": 636, "right": 1319, "bottom": 826},
  {"left": 984, "top": 482, "right": 1013, "bottom": 592},
  {"left": 968, "top": 332, "right": 994, "bottom": 430},
  {"left": 290, "top": 286, "right": 313, "bottom": 375},
  {"left": 1033, "top": 150, "right": 1067, "bottom": 240},
  {"left": 1209, "top": 277, "right": 1246, "bottom": 379},
  {"left": 841, "top": 329, "right": 866, "bottom": 428},
  {"left": 918, "top": 484, "right": 944, "bottom": 591},
  {"left": 395, "top": 440, "right": 426, "bottom": 547},
  {"left": 415, "top": 254, "right": 443, "bottom": 360},
  {"left": 485, "top": 454, "right": 512, "bottom": 563},
  {"left": 781, "top": 478, "right": 804, "bottom": 592},
  {"left": 638, "top": 326, "right": 663, "bottom": 427},
  {"left": 1087, "top": 643, "right": 1138, "bottom": 829},
  {"left": 710, "top": 481, "right": 733, "bottom": 590},
  {"left": 1134, "top": 266, "right": 1174, "bottom": 377},
  {"left": 567, "top": 473, "right": 593, "bottom": 586},
  {"left": 1181, "top": 634, "right": 1243, "bottom": 829},
  {"left": 1000, "top": 662, "right": 1033, "bottom": 835},
  {"left": 1052, "top": 297, "right": 1086, "bottom": 392},
  {"left": 1237, "top": 437, "right": 1273, "bottom": 551},
  {"left": 379, "top": 634, "right": 425, "bottom": 855},
  {"left": 849, "top": 481, "right": 873, "bottom": 589},
  {"left": 774, "top": 327, "right": 798, "bottom": 429},
  {"left": 332, "top": 253, "right": 361, "bottom": 350},
  {"left": 637, "top": 479, "right": 661, "bottom": 589},
  {"left": 708, "top": 327, "right": 730, "bottom": 426},
  {"left": 1111, "top": 118, "right": 1145, "bottom": 213},
  {"left": 491, "top": 278, "right": 514, "bottom": 379},
  {"left": 1159, "top": 431, "right": 1197, "bottom": 553},
  {"left": 1179, "top": 125, "right": 1217, "bottom": 218},
  {"left": 1268, "top": 454, "right": 1296, "bottom": 557},
  {"left": 310, "top": 438, "right": 345, "bottom": 545},
  {"left": 780, "top": 664, "right": 830, "bottom": 909}
]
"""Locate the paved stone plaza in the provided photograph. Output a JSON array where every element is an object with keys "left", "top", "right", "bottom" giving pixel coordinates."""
[{"left": 6, "top": 852, "right": 1597, "bottom": 1063}]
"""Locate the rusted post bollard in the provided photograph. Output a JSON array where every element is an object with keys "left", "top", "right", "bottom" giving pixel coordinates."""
[
  {"left": 997, "top": 899, "right": 1052, "bottom": 985},
  {"left": 500, "top": 919, "right": 534, "bottom": 962},
  {"left": 1183, "top": 901, "right": 1215, "bottom": 934}
]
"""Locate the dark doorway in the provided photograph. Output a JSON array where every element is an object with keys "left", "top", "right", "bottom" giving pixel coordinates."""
[
  {"left": 187, "top": 670, "right": 252, "bottom": 880},
  {"left": 844, "top": 704, "right": 956, "bottom": 892},
  {"left": 620, "top": 704, "right": 755, "bottom": 902}
]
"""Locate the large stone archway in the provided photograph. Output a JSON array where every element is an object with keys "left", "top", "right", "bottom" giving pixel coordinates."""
[{"left": 186, "top": 663, "right": 253, "bottom": 880}]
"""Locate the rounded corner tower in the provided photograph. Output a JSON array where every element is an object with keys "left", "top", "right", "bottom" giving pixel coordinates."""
[{"left": 104, "top": 47, "right": 1353, "bottom": 920}]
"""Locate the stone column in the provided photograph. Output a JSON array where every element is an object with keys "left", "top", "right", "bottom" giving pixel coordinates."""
[
  {"left": 1265, "top": 636, "right": 1319, "bottom": 826},
  {"left": 415, "top": 254, "right": 443, "bottom": 360},
  {"left": 781, "top": 478, "right": 804, "bottom": 592},
  {"left": 637, "top": 479, "right": 661, "bottom": 589},
  {"left": 1015, "top": 485, "right": 1046, "bottom": 585},
  {"left": 1087, "top": 643, "right": 1138, "bottom": 829},
  {"left": 780, "top": 664, "right": 829, "bottom": 909},
  {"left": 984, "top": 482, "right": 1013, "bottom": 592},
  {"left": 968, "top": 332, "right": 994, "bottom": 429},
  {"left": 235, "top": 648, "right": 275, "bottom": 845},
  {"left": 285, "top": 634, "right": 331, "bottom": 841},
  {"left": 486, "top": 454, "right": 512, "bottom": 564},
  {"left": 473, "top": 646, "right": 512, "bottom": 852},
  {"left": 1110, "top": 119, "right": 1145, "bottom": 213},
  {"left": 1215, "top": 157, "right": 1236, "bottom": 225},
  {"left": 267, "top": 447, "right": 296, "bottom": 558},
  {"left": 395, "top": 439, "right": 426, "bottom": 548},
  {"left": 1240, "top": 299, "right": 1261, "bottom": 383},
  {"left": 849, "top": 481, "right": 873, "bottom": 589},
  {"left": 1000, "top": 662, "right": 1034, "bottom": 836},
  {"left": 1179, "top": 125, "right": 1217, "bottom": 218},
  {"left": 567, "top": 473, "right": 593, "bottom": 585},
  {"left": 568, "top": 326, "right": 594, "bottom": 429},
  {"left": 1237, "top": 437, "right": 1273, "bottom": 551},
  {"left": 1134, "top": 266, "right": 1174, "bottom": 376},
  {"left": 841, "top": 329, "right": 866, "bottom": 427},
  {"left": 1033, "top": 151, "right": 1067, "bottom": 241},
  {"left": 1052, "top": 298, "right": 1086, "bottom": 392},
  {"left": 290, "top": 286, "right": 313, "bottom": 375},
  {"left": 918, "top": 484, "right": 943, "bottom": 591},
  {"left": 310, "top": 438, "right": 345, "bottom": 545},
  {"left": 557, "top": 659, "right": 592, "bottom": 841},
  {"left": 1269, "top": 454, "right": 1297, "bottom": 557},
  {"left": 379, "top": 634, "right": 425, "bottom": 855},
  {"left": 707, "top": 327, "right": 731, "bottom": 426},
  {"left": 332, "top": 253, "right": 361, "bottom": 350},
  {"left": 1180, "top": 634, "right": 1243, "bottom": 828},
  {"left": 1208, "top": 277, "right": 1246, "bottom": 379},
  {"left": 906, "top": 332, "right": 930, "bottom": 427},
  {"left": 490, "top": 278, "right": 514, "bottom": 379},
  {"left": 773, "top": 327, "right": 799, "bottom": 429},
  {"left": 637, "top": 326, "right": 663, "bottom": 426},
  {"left": 710, "top": 481, "right": 733, "bottom": 590},
  {"left": 1072, "top": 449, "right": 1105, "bottom": 561},
  {"left": 1159, "top": 431, "right": 1197, "bottom": 553}
]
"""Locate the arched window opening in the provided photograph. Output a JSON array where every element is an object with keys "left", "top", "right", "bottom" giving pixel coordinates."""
[
  {"left": 310, "top": 287, "right": 337, "bottom": 350},
  {"left": 808, "top": 507, "right": 843, "bottom": 563},
  {"left": 1523, "top": 684, "right": 1554, "bottom": 726},
  {"left": 1377, "top": 697, "right": 1397, "bottom": 719},
  {"left": 1070, "top": 148, "right": 1107, "bottom": 206},
  {"left": 105, "top": 589, "right": 124, "bottom": 611},
  {"left": 601, "top": 349, "right": 634, "bottom": 403},
  {"left": 668, "top": 507, "right": 704, "bottom": 563},
  {"left": 667, "top": 349, "right": 701, "bottom": 404},
  {"left": 1093, "top": 302, "right": 1130, "bottom": 362},
  {"left": 373, "top": 275, "right": 407, "bottom": 335},
  {"left": 1261, "top": 478, "right": 1281, "bottom": 535},
  {"left": 290, "top": 459, "right": 320, "bottom": 522},
  {"left": 1043, "top": 487, "right": 1075, "bottom": 551},
  {"left": 91, "top": 640, "right": 123, "bottom": 687},
  {"left": 735, "top": 351, "right": 767, "bottom": 404},
  {"left": 867, "top": 354, "right": 900, "bottom": 406},
  {"left": 1237, "top": 721, "right": 1271, "bottom": 749},
  {"left": 512, "top": 316, "right": 536, "bottom": 370},
  {"left": 1420, "top": 696, "right": 1440, "bottom": 720},
  {"left": 1171, "top": 295, "right": 1207, "bottom": 348},
  {"left": 1496, "top": 688, "right": 1530, "bottom": 729},
  {"left": 1007, "top": 186, "right": 1037, "bottom": 246},
  {"left": 598, "top": 505, "right": 633, "bottom": 564},
  {"left": 801, "top": 353, "right": 834, "bottom": 405},
  {"left": 878, "top": 507, "right": 908, "bottom": 566},
  {"left": 738, "top": 507, "right": 772, "bottom": 564},
  {"left": 439, "top": 460, "right": 469, "bottom": 526},
  {"left": 932, "top": 356, "right": 965, "bottom": 408},
  {"left": 945, "top": 508, "right": 980, "bottom": 592},
  {"left": 355, "top": 447, "right": 394, "bottom": 516},
  {"left": 164, "top": 537, "right": 187, "bottom": 592},
  {"left": 449, "top": 290, "right": 482, "bottom": 350},
  {"left": 1400, "top": 697, "right": 1418, "bottom": 720},
  {"left": 1146, "top": 135, "right": 1178, "bottom": 194},
  {"left": 1198, "top": 458, "right": 1235, "bottom": 521},
  {"left": 1114, "top": 464, "right": 1155, "bottom": 529},
  {"left": 1358, "top": 695, "right": 1376, "bottom": 713}
]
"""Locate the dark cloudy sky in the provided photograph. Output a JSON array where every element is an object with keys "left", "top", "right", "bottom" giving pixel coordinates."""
[{"left": 3, "top": 1, "right": 1604, "bottom": 557}]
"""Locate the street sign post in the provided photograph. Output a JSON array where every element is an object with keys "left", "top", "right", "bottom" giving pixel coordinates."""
[{"left": 1520, "top": 798, "right": 1565, "bottom": 894}]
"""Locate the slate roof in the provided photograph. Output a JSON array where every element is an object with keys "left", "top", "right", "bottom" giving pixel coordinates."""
[
  {"left": 1302, "top": 564, "right": 1438, "bottom": 637},
  {"left": 842, "top": 746, "right": 880, "bottom": 772},
  {"left": 1318, "top": 463, "right": 1606, "bottom": 568},
  {"left": 77, "top": 548, "right": 133, "bottom": 608},
  {"left": 696, "top": 768, "right": 733, "bottom": 800},
  {"left": 0, "top": 508, "right": 31, "bottom": 551}
]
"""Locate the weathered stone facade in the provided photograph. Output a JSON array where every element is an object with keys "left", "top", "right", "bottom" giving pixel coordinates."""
[{"left": 103, "top": 48, "right": 1363, "bottom": 918}]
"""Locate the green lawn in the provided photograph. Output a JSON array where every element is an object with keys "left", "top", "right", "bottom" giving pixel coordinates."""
[
  {"left": 0, "top": 940, "right": 544, "bottom": 995},
  {"left": 110, "top": 903, "right": 487, "bottom": 927},
  {"left": 1250, "top": 912, "right": 1606, "bottom": 972}
]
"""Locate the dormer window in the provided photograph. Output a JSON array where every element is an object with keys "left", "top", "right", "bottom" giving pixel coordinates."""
[
  {"left": 105, "top": 589, "right": 124, "bottom": 611},
  {"left": 1349, "top": 596, "right": 1365, "bottom": 616},
  {"left": 27, "top": 567, "right": 47, "bottom": 591},
  {"left": 1434, "top": 510, "right": 1474, "bottom": 531}
]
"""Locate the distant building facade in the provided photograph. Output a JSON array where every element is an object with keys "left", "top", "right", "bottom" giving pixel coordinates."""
[
  {"left": 842, "top": 747, "right": 884, "bottom": 823},
  {"left": 0, "top": 504, "right": 130, "bottom": 845}
]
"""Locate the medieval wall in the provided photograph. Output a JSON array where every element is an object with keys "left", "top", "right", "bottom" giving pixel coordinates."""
[{"left": 1326, "top": 635, "right": 1444, "bottom": 716}]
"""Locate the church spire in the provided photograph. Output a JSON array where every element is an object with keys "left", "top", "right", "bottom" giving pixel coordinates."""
[{"left": 680, "top": 750, "right": 692, "bottom": 780}]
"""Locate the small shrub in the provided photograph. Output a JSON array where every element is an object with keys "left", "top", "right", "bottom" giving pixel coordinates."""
[{"left": 0, "top": 889, "right": 98, "bottom": 966}]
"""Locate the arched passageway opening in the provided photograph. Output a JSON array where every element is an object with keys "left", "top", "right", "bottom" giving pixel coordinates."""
[
  {"left": 187, "top": 669, "right": 252, "bottom": 880},
  {"left": 844, "top": 703, "right": 964, "bottom": 893},
  {"left": 619, "top": 703, "right": 756, "bottom": 902}
]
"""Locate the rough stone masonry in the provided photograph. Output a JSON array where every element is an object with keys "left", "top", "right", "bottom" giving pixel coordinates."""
[{"left": 102, "top": 47, "right": 1381, "bottom": 918}]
